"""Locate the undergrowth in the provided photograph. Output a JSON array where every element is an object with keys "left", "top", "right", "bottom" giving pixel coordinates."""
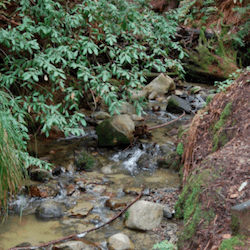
[
  {"left": 212, "top": 101, "right": 233, "bottom": 152},
  {"left": 219, "top": 236, "right": 245, "bottom": 250},
  {"left": 175, "top": 167, "right": 219, "bottom": 248}
]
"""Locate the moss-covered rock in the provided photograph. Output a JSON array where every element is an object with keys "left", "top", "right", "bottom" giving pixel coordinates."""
[
  {"left": 75, "top": 150, "right": 99, "bottom": 171},
  {"left": 96, "top": 114, "right": 135, "bottom": 147}
]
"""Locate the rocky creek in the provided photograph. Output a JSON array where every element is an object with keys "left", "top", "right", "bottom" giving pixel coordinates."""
[{"left": 0, "top": 80, "right": 214, "bottom": 250}]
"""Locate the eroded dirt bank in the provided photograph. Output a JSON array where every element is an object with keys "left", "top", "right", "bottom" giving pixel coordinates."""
[{"left": 176, "top": 68, "right": 250, "bottom": 249}]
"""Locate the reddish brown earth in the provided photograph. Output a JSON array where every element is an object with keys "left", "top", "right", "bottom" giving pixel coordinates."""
[{"left": 180, "top": 69, "right": 250, "bottom": 249}]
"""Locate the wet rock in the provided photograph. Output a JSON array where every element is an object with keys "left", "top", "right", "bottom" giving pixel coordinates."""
[
  {"left": 68, "top": 201, "right": 93, "bottom": 218},
  {"left": 130, "top": 89, "right": 148, "bottom": 100},
  {"left": 144, "top": 73, "right": 175, "bottom": 96},
  {"left": 231, "top": 200, "right": 250, "bottom": 236},
  {"left": 92, "top": 185, "right": 106, "bottom": 194},
  {"left": 130, "top": 114, "right": 144, "bottom": 122},
  {"left": 91, "top": 111, "right": 111, "bottom": 120},
  {"left": 29, "top": 168, "right": 53, "bottom": 183},
  {"left": 157, "top": 152, "right": 181, "bottom": 171},
  {"left": 162, "top": 205, "right": 173, "bottom": 219},
  {"left": 65, "top": 160, "right": 77, "bottom": 173},
  {"left": 96, "top": 115, "right": 135, "bottom": 147},
  {"left": 107, "top": 233, "right": 135, "bottom": 250},
  {"left": 124, "top": 200, "right": 163, "bottom": 230},
  {"left": 29, "top": 183, "right": 59, "bottom": 198},
  {"left": 175, "top": 89, "right": 184, "bottom": 96},
  {"left": 142, "top": 188, "right": 150, "bottom": 196},
  {"left": 105, "top": 198, "right": 127, "bottom": 210},
  {"left": 137, "top": 154, "right": 152, "bottom": 169},
  {"left": 114, "top": 102, "right": 136, "bottom": 115},
  {"left": 189, "top": 86, "right": 202, "bottom": 94},
  {"left": 152, "top": 105, "right": 161, "bottom": 111},
  {"left": 36, "top": 201, "right": 64, "bottom": 220},
  {"left": 53, "top": 240, "right": 97, "bottom": 250},
  {"left": 190, "top": 94, "right": 206, "bottom": 111},
  {"left": 166, "top": 95, "right": 192, "bottom": 114},
  {"left": 148, "top": 91, "right": 158, "bottom": 100},
  {"left": 52, "top": 166, "right": 65, "bottom": 176},
  {"left": 160, "top": 141, "right": 176, "bottom": 154},
  {"left": 123, "top": 187, "right": 142, "bottom": 196},
  {"left": 101, "top": 165, "right": 118, "bottom": 175},
  {"left": 15, "top": 242, "right": 32, "bottom": 247},
  {"left": 75, "top": 150, "right": 99, "bottom": 171}
]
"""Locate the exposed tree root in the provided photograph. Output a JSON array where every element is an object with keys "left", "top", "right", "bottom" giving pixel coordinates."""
[{"left": 8, "top": 188, "right": 143, "bottom": 250}]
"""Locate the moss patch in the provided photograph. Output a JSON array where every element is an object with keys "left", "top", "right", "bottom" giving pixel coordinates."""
[
  {"left": 212, "top": 102, "right": 232, "bottom": 152},
  {"left": 75, "top": 150, "right": 97, "bottom": 171},
  {"left": 219, "top": 236, "right": 245, "bottom": 250},
  {"left": 157, "top": 152, "right": 182, "bottom": 171},
  {"left": 176, "top": 143, "right": 184, "bottom": 156},
  {"left": 175, "top": 166, "right": 220, "bottom": 247},
  {"left": 168, "top": 97, "right": 180, "bottom": 107}
]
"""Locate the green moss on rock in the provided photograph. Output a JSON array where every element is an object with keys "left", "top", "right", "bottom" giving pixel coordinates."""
[{"left": 75, "top": 150, "right": 98, "bottom": 171}]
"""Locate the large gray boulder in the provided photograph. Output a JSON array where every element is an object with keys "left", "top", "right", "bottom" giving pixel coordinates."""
[
  {"left": 124, "top": 201, "right": 163, "bottom": 230},
  {"left": 107, "top": 233, "right": 135, "bottom": 250},
  {"left": 96, "top": 115, "right": 135, "bottom": 147},
  {"left": 144, "top": 73, "right": 175, "bottom": 96}
]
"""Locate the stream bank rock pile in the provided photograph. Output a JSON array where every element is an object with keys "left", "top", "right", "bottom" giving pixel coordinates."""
[
  {"left": 176, "top": 69, "right": 250, "bottom": 249},
  {"left": 95, "top": 73, "right": 208, "bottom": 147}
]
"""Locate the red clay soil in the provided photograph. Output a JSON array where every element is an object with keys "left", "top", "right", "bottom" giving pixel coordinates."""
[{"left": 180, "top": 69, "right": 250, "bottom": 249}]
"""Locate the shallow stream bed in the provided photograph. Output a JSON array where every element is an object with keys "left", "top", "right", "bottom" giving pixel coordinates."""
[{"left": 0, "top": 107, "right": 191, "bottom": 250}]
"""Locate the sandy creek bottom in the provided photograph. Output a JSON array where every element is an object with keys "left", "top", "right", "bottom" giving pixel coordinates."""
[{"left": 0, "top": 113, "right": 184, "bottom": 250}]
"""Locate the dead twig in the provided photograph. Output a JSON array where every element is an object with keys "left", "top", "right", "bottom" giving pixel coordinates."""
[
  {"left": 0, "top": 15, "right": 20, "bottom": 26},
  {"left": 8, "top": 188, "right": 143, "bottom": 250},
  {"left": 148, "top": 111, "right": 185, "bottom": 131}
]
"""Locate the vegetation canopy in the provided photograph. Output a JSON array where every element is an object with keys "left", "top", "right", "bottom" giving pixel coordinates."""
[{"left": 0, "top": 0, "right": 184, "bottom": 137}]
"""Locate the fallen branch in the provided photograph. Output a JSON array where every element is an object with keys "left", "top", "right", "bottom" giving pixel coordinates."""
[
  {"left": 8, "top": 188, "right": 143, "bottom": 250},
  {"left": 148, "top": 111, "right": 185, "bottom": 131},
  {"left": 0, "top": 15, "right": 20, "bottom": 26}
]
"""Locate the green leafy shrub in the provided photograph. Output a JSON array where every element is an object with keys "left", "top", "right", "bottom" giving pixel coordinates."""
[
  {"left": 0, "top": 90, "right": 51, "bottom": 213},
  {"left": 0, "top": 0, "right": 185, "bottom": 138}
]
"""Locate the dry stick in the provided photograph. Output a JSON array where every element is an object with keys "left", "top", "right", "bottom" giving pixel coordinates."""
[
  {"left": 0, "top": 15, "right": 20, "bottom": 26},
  {"left": 8, "top": 189, "right": 143, "bottom": 250},
  {"left": 148, "top": 111, "right": 185, "bottom": 131},
  {"left": 89, "top": 88, "right": 97, "bottom": 111}
]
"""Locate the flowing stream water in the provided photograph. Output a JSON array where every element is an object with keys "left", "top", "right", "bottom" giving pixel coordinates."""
[{"left": 0, "top": 96, "right": 199, "bottom": 249}]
